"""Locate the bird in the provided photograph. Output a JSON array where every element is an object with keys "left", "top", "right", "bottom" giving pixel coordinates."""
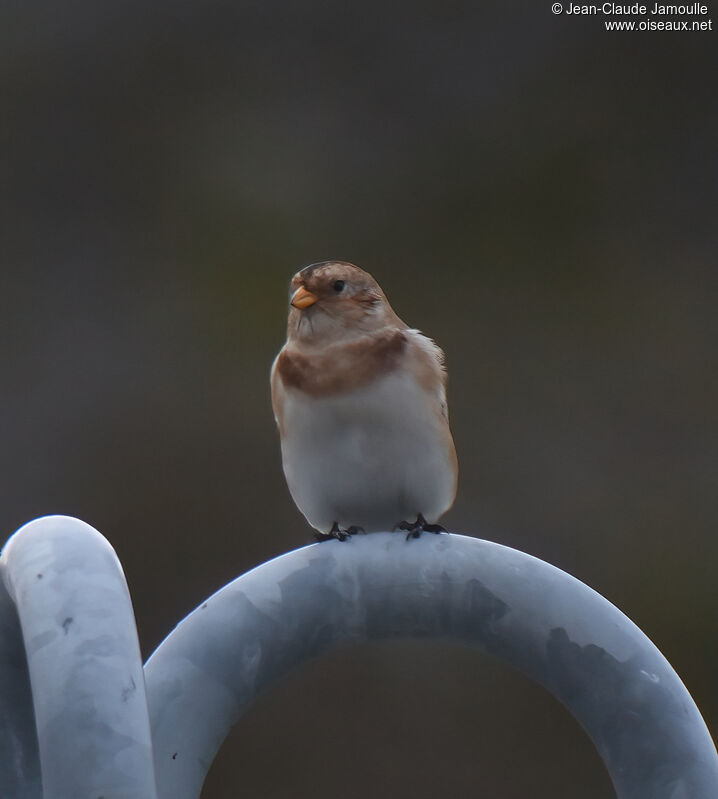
[{"left": 270, "top": 261, "right": 458, "bottom": 541}]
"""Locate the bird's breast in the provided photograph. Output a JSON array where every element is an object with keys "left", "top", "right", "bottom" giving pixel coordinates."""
[
  {"left": 278, "top": 370, "right": 456, "bottom": 531},
  {"left": 274, "top": 329, "right": 407, "bottom": 398}
]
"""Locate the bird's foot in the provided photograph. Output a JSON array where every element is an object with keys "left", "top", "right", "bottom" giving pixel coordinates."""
[
  {"left": 314, "top": 522, "right": 365, "bottom": 543},
  {"left": 397, "top": 513, "right": 447, "bottom": 541}
]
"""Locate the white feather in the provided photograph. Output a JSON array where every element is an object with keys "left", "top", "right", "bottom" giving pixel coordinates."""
[{"left": 279, "top": 368, "right": 455, "bottom": 532}]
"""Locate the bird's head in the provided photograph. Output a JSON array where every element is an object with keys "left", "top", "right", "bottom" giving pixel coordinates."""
[{"left": 286, "top": 261, "right": 402, "bottom": 346}]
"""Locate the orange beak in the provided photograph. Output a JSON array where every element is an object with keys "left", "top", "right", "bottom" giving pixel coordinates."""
[{"left": 290, "top": 285, "right": 318, "bottom": 309}]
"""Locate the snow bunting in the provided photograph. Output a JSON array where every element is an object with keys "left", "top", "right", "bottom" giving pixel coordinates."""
[{"left": 271, "top": 261, "right": 458, "bottom": 541}]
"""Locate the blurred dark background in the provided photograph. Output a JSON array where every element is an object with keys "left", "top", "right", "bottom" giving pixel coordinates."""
[{"left": 2, "top": 1, "right": 716, "bottom": 796}]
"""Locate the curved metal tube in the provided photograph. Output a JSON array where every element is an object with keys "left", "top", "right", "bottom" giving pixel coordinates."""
[
  {"left": 0, "top": 569, "right": 41, "bottom": 799},
  {"left": 145, "top": 532, "right": 718, "bottom": 799},
  {"left": 1, "top": 518, "right": 715, "bottom": 798},
  {"left": 0, "top": 516, "right": 158, "bottom": 799}
]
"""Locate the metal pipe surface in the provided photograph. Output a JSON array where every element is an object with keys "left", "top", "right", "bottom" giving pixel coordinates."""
[
  {"left": 0, "top": 516, "right": 158, "bottom": 799},
  {"left": 0, "top": 571, "right": 41, "bottom": 799},
  {"left": 144, "top": 532, "right": 718, "bottom": 799},
  {"left": 1, "top": 518, "right": 715, "bottom": 799}
]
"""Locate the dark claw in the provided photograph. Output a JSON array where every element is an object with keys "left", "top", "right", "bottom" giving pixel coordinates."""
[
  {"left": 330, "top": 521, "right": 348, "bottom": 542},
  {"left": 422, "top": 522, "right": 447, "bottom": 534},
  {"left": 315, "top": 522, "right": 362, "bottom": 543},
  {"left": 397, "top": 513, "right": 448, "bottom": 541}
]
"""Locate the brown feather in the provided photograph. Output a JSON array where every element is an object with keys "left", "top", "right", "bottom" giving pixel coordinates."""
[{"left": 276, "top": 329, "right": 407, "bottom": 397}]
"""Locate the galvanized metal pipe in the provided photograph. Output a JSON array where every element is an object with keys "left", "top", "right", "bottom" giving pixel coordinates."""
[
  {"left": 1, "top": 517, "right": 716, "bottom": 799},
  {"left": 145, "top": 531, "right": 718, "bottom": 799},
  {"left": 0, "top": 516, "right": 158, "bottom": 799},
  {"left": 0, "top": 563, "right": 40, "bottom": 799}
]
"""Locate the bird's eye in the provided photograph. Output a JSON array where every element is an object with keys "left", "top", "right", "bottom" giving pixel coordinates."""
[{"left": 332, "top": 280, "right": 345, "bottom": 293}]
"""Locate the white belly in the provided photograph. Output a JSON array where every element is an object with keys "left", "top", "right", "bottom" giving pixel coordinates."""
[{"left": 280, "top": 372, "right": 456, "bottom": 532}]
